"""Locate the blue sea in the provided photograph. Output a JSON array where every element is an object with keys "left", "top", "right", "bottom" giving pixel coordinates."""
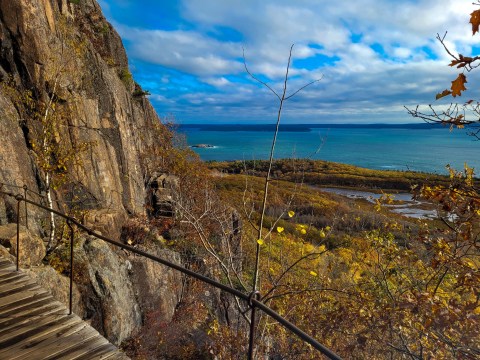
[{"left": 177, "top": 123, "right": 480, "bottom": 174}]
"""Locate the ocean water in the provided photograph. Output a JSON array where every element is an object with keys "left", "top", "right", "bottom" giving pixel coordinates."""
[{"left": 177, "top": 124, "right": 480, "bottom": 174}]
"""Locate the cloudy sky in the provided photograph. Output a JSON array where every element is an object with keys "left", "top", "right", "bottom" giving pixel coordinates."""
[{"left": 98, "top": 0, "right": 480, "bottom": 124}]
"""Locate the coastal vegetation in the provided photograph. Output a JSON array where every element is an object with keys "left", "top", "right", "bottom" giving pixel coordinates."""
[{"left": 208, "top": 159, "right": 453, "bottom": 191}]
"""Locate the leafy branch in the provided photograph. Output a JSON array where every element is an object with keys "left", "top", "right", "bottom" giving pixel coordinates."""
[{"left": 407, "top": 3, "right": 480, "bottom": 129}]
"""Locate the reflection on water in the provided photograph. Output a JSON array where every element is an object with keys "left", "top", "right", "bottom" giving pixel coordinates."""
[{"left": 320, "top": 188, "right": 437, "bottom": 219}]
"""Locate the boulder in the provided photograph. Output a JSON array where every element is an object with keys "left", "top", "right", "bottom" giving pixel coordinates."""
[
  {"left": 0, "top": 244, "right": 13, "bottom": 261},
  {"left": 83, "top": 209, "right": 128, "bottom": 241},
  {"left": 79, "top": 237, "right": 141, "bottom": 345},
  {"left": 0, "top": 223, "right": 46, "bottom": 267},
  {"left": 129, "top": 245, "right": 182, "bottom": 322},
  {"left": 146, "top": 173, "right": 179, "bottom": 218}
]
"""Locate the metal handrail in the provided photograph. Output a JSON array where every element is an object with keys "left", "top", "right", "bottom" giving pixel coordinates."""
[{"left": 1, "top": 189, "right": 342, "bottom": 360}]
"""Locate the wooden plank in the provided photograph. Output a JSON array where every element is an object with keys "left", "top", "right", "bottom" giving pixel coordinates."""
[
  {"left": 0, "top": 310, "right": 70, "bottom": 345},
  {"left": 45, "top": 333, "right": 111, "bottom": 360},
  {"left": 73, "top": 343, "right": 120, "bottom": 360},
  {"left": 0, "top": 259, "right": 13, "bottom": 268},
  {"left": 17, "top": 323, "right": 100, "bottom": 360},
  {"left": 0, "top": 300, "right": 66, "bottom": 335},
  {"left": 0, "top": 317, "right": 84, "bottom": 359},
  {"left": 0, "top": 263, "right": 15, "bottom": 271},
  {"left": 101, "top": 350, "right": 131, "bottom": 360},
  {"left": 0, "top": 290, "right": 51, "bottom": 313},
  {"left": 0, "top": 293, "right": 53, "bottom": 319},
  {"left": 0, "top": 276, "right": 34, "bottom": 292},
  {"left": 0, "top": 269, "right": 27, "bottom": 279},
  {"left": 0, "top": 271, "right": 24, "bottom": 282},
  {"left": 0, "top": 286, "right": 49, "bottom": 308},
  {"left": 0, "top": 281, "right": 42, "bottom": 299},
  {"left": 0, "top": 301, "right": 63, "bottom": 328}
]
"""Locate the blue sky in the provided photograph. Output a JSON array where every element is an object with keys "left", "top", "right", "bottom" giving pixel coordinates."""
[{"left": 98, "top": 0, "right": 480, "bottom": 124}]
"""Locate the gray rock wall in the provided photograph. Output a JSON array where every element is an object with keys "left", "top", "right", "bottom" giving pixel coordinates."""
[
  {"left": 0, "top": 0, "right": 161, "bottom": 216},
  {"left": 0, "top": 0, "right": 182, "bottom": 346}
]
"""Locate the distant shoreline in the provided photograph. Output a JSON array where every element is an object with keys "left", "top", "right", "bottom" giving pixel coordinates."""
[{"left": 178, "top": 123, "right": 438, "bottom": 132}]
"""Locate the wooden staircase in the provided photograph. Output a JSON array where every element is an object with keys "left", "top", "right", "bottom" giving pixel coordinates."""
[{"left": 0, "top": 256, "right": 130, "bottom": 360}]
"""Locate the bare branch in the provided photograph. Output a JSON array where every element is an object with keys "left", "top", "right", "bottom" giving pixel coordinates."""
[
  {"left": 285, "top": 75, "right": 323, "bottom": 100},
  {"left": 243, "top": 47, "right": 280, "bottom": 101}
]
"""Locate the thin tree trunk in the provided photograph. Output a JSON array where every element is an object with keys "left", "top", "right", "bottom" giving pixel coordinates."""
[{"left": 45, "top": 172, "right": 55, "bottom": 249}]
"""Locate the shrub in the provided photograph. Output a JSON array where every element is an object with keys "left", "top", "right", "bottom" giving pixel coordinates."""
[{"left": 118, "top": 68, "right": 133, "bottom": 88}]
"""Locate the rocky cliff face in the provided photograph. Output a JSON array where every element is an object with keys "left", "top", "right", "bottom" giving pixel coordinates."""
[
  {"left": 0, "top": 0, "right": 182, "bottom": 347},
  {"left": 0, "top": 0, "right": 159, "bottom": 219}
]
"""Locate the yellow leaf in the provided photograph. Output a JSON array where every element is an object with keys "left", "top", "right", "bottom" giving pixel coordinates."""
[
  {"left": 276, "top": 226, "right": 284, "bottom": 233},
  {"left": 325, "top": 226, "right": 331, "bottom": 231},
  {"left": 319, "top": 230, "right": 326, "bottom": 238},
  {"left": 300, "top": 228, "right": 306, "bottom": 235},
  {"left": 127, "top": 239, "right": 133, "bottom": 245},
  {"left": 288, "top": 210, "right": 295, "bottom": 218},
  {"left": 257, "top": 238, "right": 264, "bottom": 246},
  {"left": 309, "top": 271, "right": 318, "bottom": 277}
]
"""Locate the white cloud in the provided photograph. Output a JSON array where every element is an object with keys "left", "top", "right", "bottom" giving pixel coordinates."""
[
  {"left": 102, "top": 0, "right": 480, "bottom": 122},
  {"left": 116, "top": 25, "right": 244, "bottom": 76},
  {"left": 202, "top": 77, "right": 232, "bottom": 87}
]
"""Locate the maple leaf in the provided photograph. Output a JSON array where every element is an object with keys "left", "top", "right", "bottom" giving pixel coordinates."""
[
  {"left": 451, "top": 73, "right": 467, "bottom": 97},
  {"left": 436, "top": 89, "right": 452, "bottom": 100},
  {"left": 470, "top": 9, "right": 480, "bottom": 35}
]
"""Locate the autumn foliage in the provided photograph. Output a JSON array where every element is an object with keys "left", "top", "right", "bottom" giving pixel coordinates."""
[{"left": 123, "top": 7, "right": 480, "bottom": 359}]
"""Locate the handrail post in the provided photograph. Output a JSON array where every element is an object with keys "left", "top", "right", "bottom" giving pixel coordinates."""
[
  {"left": 23, "top": 185, "right": 28, "bottom": 229},
  {"left": 67, "top": 220, "right": 74, "bottom": 315},
  {"left": 247, "top": 291, "right": 260, "bottom": 360},
  {"left": 15, "top": 194, "right": 22, "bottom": 271}
]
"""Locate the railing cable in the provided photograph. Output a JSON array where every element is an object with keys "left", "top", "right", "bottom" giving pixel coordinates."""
[{"left": 1, "top": 189, "right": 342, "bottom": 360}]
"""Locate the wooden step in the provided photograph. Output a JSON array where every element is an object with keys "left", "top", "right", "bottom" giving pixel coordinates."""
[{"left": 0, "top": 254, "right": 130, "bottom": 359}]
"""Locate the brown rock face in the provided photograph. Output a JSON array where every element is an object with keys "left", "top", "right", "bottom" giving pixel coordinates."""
[
  {"left": 0, "top": 0, "right": 180, "bottom": 346},
  {"left": 0, "top": 0, "right": 161, "bottom": 217}
]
